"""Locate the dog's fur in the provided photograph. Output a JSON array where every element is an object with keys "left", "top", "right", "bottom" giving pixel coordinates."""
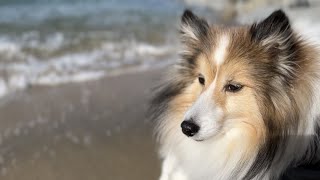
[{"left": 150, "top": 9, "right": 320, "bottom": 180}]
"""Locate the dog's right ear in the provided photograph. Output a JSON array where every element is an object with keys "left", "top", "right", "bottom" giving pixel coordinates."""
[{"left": 180, "top": 10, "right": 209, "bottom": 45}]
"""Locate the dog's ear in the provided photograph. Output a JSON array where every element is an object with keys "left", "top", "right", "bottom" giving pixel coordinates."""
[
  {"left": 251, "top": 10, "right": 299, "bottom": 84},
  {"left": 250, "top": 10, "right": 292, "bottom": 48},
  {"left": 180, "top": 10, "right": 209, "bottom": 46}
]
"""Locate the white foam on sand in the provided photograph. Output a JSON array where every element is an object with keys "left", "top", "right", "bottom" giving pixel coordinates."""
[
  {"left": 0, "top": 34, "right": 177, "bottom": 98},
  {"left": 35, "top": 71, "right": 106, "bottom": 85}
]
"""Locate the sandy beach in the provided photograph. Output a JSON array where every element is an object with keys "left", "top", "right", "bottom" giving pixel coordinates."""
[{"left": 0, "top": 68, "right": 162, "bottom": 180}]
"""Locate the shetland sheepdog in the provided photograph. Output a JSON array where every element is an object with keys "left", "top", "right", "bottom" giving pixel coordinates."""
[{"left": 150, "top": 9, "right": 320, "bottom": 180}]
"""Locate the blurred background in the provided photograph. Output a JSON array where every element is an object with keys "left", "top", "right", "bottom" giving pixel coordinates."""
[{"left": 0, "top": 0, "right": 318, "bottom": 179}]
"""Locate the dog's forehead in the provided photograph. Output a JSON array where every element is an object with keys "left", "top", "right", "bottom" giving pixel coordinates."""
[
  {"left": 212, "top": 34, "right": 229, "bottom": 66},
  {"left": 207, "top": 27, "right": 256, "bottom": 69},
  {"left": 196, "top": 27, "right": 258, "bottom": 83}
]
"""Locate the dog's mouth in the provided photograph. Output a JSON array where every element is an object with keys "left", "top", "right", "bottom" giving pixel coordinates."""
[
  {"left": 195, "top": 139, "right": 204, "bottom": 142},
  {"left": 191, "top": 136, "right": 205, "bottom": 142},
  {"left": 190, "top": 128, "right": 223, "bottom": 142}
]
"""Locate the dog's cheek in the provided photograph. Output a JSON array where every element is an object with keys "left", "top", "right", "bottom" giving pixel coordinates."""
[{"left": 225, "top": 89, "right": 264, "bottom": 126}]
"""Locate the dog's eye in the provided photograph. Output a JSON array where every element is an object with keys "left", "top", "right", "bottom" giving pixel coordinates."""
[
  {"left": 198, "top": 75, "right": 205, "bottom": 85},
  {"left": 225, "top": 83, "right": 243, "bottom": 93}
]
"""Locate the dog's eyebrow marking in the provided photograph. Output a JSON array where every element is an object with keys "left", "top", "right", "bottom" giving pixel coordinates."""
[{"left": 214, "top": 35, "right": 229, "bottom": 66}]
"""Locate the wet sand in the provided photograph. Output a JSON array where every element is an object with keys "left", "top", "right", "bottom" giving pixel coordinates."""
[{"left": 0, "top": 68, "right": 162, "bottom": 180}]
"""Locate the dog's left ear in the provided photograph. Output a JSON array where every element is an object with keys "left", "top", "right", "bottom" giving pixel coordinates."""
[{"left": 250, "top": 10, "right": 293, "bottom": 48}]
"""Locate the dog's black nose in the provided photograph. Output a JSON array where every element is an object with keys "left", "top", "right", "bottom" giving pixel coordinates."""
[{"left": 181, "top": 120, "right": 199, "bottom": 137}]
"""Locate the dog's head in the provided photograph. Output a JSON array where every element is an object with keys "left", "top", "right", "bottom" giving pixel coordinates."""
[{"left": 179, "top": 10, "right": 303, "bottom": 142}]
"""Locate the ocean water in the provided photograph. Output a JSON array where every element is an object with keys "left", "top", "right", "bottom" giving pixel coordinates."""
[{"left": 0, "top": 0, "right": 195, "bottom": 97}]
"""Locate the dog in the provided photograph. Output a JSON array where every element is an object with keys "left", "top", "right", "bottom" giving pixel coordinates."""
[{"left": 150, "top": 9, "right": 320, "bottom": 180}]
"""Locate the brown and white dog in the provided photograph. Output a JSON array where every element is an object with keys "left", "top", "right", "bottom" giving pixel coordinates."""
[{"left": 150, "top": 9, "right": 320, "bottom": 180}]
